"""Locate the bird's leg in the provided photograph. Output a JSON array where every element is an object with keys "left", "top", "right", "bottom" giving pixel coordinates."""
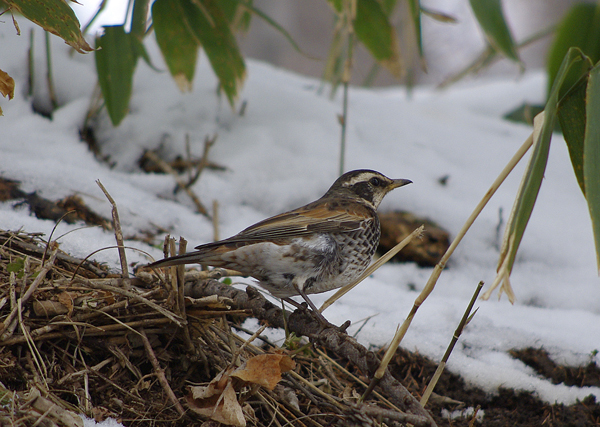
[{"left": 292, "top": 285, "right": 329, "bottom": 325}]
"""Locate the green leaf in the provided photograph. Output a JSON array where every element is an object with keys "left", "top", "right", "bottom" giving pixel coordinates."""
[
  {"left": 152, "top": 0, "right": 199, "bottom": 92},
  {"left": 6, "top": 0, "right": 93, "bottom": 53},
  {"left": 584, "top": 62, "right": 600, "bottom": 271},
  {"left": 546, "top": 3, "right": 600, "bottom": 100},
  {"left": 180, "top": 0, "right": 246, "bottom": 107},
  {"left": 7, "top": 258, "right": 24, "bottom": 274},
  {"left": 469, "top": 0, "right": 519, "bottom": 62},
  {"left": 234, "top": 0, "right": 304, "bottom": 55},
  {"left": 558, "top": 76, "right": 589, "bottom": 194},
  {"left": 220, "top": 0, "right": 252, "bottom": 31},
  {"left": 496, "top": 48, "right": 586, "bottom": 297},
  {"left": 407, "top": 0, "right": 424, "bottom": 60},
  {"left": 354, "top": 0, "right": 402, "bottom": 78},
  {"left": 131, "top": 0, "right": 151, "bottom": 39},
  {"left": 95, "top": 26, "right": 139, "bottom": 126}
]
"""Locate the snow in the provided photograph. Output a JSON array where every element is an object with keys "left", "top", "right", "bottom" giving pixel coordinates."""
[{"left": 1, "top": 20, "right": 599, "bottom": 419}]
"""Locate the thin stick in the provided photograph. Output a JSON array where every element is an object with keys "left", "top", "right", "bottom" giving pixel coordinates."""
[
  {"left": 0, "top": 318, "right": 174, "bottom": 346},
  {"left": 320, "top": 225, "right": 423, "bottom": 312},
  {"left": 212, "top": 199, "right": 220, "bottom": 241},
  {"left": 177, "top": 237, "right": 195, "bottom": 352},
  {"left": 96, "top": 180, "right": 129, "bottom": 278},
  {"left": 81, "top": 279, "right": 185, "bottom": 326},
  {"left": 186, "top": 134, "right": 217, "bottom": 189},
  {"left": 139, "top": 328, "right": 186, "bottom": 416},
  {"left": 0, "top": 245, "right": 58, "bottom": 338},
  {"left": 231, "top": 323, "right": 268, "bottom": 366},
  {"left": 361, "top": 131, "right": 534, "bottom": 402},
  {"left": 358, "top": 404, "right": 430, "bottom": 426},
  {"left": 338, "top": 0, "right": 356, "bottom": 176},
  {"left": 420, "top": 281, "right": 484, "bottom": 407},
  {"left": 143, "top": 150, "right": 210, "bottom": 217}
]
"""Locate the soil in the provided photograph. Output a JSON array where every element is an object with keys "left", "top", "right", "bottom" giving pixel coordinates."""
[{"left": 387, "top": 346, "right": 600, "bottom": 426}]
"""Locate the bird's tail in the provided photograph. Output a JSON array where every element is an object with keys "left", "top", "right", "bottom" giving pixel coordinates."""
[{"left": 147, "top": 250, "right": 214, "bottom": 269}]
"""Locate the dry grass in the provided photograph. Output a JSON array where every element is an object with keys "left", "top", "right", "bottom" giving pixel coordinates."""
[{"left": 0, "top": 229, "right": 434, "bottom": 426}]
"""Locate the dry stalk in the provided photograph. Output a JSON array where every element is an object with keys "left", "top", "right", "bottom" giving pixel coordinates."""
[
  {"left": 139, "top": 328, "right": 186, "bottom": 416},
  {"left": 175, "top": 237, "right": 195, "bottom": 353},
  {"left": 0, "top": 318, "right": 174, "bottom": 346},
  {"left": 79, "top": 279, "right": 185, "bottom": 326},
  {"left": 420, "top": 281, "right": 484, "bottom": 406},
  {"left": 143, "top": 150, "right": 210, "bottom": 217},
  {"left": 0, "top": 230, "right": 106, "bottom": 277},
  {"left": 186, "top": 134, "right": 217, "bottom": 189},
  {"left": 0, "top": 244, "right": 58, "bottom": 339},
  {"left": 212, "top": 199, "right": 220, "bottom": 241},
  {"left": 96, "top": 180, "right": 128, "bottom": 278}
]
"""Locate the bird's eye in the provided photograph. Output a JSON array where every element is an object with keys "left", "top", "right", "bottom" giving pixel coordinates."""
[{"left": 370, "top": 177, "right": 381, "bottom": 187}]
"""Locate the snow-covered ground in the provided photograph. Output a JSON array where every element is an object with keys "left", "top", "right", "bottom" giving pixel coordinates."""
[{"left": 2, "top": 20, "right": 599, "bottom": 416}]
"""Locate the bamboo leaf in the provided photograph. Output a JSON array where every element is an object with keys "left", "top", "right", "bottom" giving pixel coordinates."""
[
  {"left": 546, "top": 3, "right": 600, "bottom": 99},
  {"left": 95, "top": 26, "right": 139, "bottom": 126},
  {"left": 220, "top": 0, "right": 252, "bottom": 32},
  {"left": 6, "top": 0, "right": 93, "bottom": 53},
  {"left": 180, "top": 0, "right": 246, "bottom": 107},
  {"left": 354, "top": 0, "right": 402, "bottom": 78},
  {"left": 584, "top": 62, "right": 600, "bottom": 272},
  {"left": 557, "top": 76, "right": 589, "bottom": 194},
  {"left": 469, "top": 0, "right": 519, "bottom": 63},
  {"left": 131, "top": 0, "right": 151, "bottom": 39},
  {"left": 407, "top": 0, "right": 423, "bottom": 60},
  {"left": 491, "top": 48, "right": 586, "bottom": 301},
  {"left": 152, "top": 0, "right": 199, "bottom": 92}
]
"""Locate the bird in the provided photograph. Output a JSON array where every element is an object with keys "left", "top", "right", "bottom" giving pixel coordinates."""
[{"left": 148, "top": 170, "right": 412, "bottom": 317}]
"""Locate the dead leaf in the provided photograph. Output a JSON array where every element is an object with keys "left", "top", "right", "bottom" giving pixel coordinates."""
[
  {"left": 187, "top": 371, "right": 246, "bottom": 427},
  {"left": 33, "top": 300, "right": 69, "bottom": 317},
  {"left": 58, "top": 291, "right": 75, "bottom": 315},
  {"left": 0, "top": 68, "right": 15, "bottom": 101},
  {"left": 231, "top": 354, "right": 295, "bottom": 390}
]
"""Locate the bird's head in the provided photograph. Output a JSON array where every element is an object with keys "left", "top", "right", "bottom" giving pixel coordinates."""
[{"left": 325, "top": 169, "right": 412, "bottom": 209}]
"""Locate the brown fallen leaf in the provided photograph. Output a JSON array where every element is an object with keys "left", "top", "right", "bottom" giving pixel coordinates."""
[
  {"left": 186, "top": 353, "right": 294, "bottom": 425},
  {"left": 231, "top": 353, "right": 295, "bottom": 390},
  {"left": 187, "top": 370, "right": 246, "bottom": 427}
]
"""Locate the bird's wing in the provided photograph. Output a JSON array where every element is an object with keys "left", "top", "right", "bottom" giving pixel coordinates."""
[{"left": 194, "top": 199, "right": 372, "bottom": 249}]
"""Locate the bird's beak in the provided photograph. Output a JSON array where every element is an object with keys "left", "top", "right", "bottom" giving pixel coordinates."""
[{"left": 390, "top": 178, "right": 413, "bottom": 189}]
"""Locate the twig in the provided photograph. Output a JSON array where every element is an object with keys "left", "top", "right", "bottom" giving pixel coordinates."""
[
  {"left": 358, "top": 403, "right": 431, "bottom": 426},
  {"left": 143, "top": 150, "right": 210, "bottom": 217},
  {"left": 186, "top": 134, "right": 217, "bottom": 189},
  {"left": 420, "top": 281, "right": 484, "bottom": 406},
  {"left": 338, "top": 0, "right": 356, "bottom": 176},
  {"left": 139, "top": 328, "right": 186, "bottom": 416},
  {"left": 80, "top": 279, "right": 185, "bottom": 326},
  {"left": 0, "top": 244, "right": 59, "bottom": 339},
  {"left": 176, "top": 237, "right": 195, "bottom": 353},
  {"left": 0, "top": 231, "right": 107, "bottom": 278},
  {"left": 315, "top": 348, "right": 399, "bottom": 412},
  {"left": 96, "top": 180, "right": 129, "bottom": 278},
  {"left": 212, "top": 199, "right": 220, "bottom": 241},
  {"left": 0, "top": 318, "right": 174, "bottom": 346}
]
